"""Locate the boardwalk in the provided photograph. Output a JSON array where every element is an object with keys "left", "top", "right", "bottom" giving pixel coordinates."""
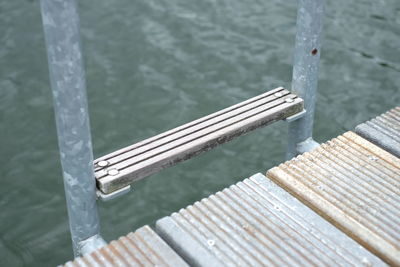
[{"left": 62, "top": 107, "right": 399, "bottom": 266}]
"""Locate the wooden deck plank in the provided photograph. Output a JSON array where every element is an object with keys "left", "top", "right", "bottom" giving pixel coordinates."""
[
  {"left": 355, "top": 106, "right": 400, "bottom": 157},
  {"left": 156, "top": 173, "right": 384, "bottom": 267},
  {"left": 62, "top": 226, "right": 188, "bottom": 267},
  {"left": 267, "top": 132, "right": 400, "bottom": 266}
]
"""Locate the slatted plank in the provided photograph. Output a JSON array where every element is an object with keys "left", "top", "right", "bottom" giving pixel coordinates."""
[
  {"left": 94, "top": 88, "right": 303, "bottom": 194},
  {"left": 62, "top": 226, "right": 188, "bottom": 267},
  {"left": 355, "top": 106, "right": 400, "bottom": 157},
  {"left": 267, "top": 131, "right": 400, "bottom": 266},
  {"left": 156, "top": 173, "right": 385, "bottom": 267}
]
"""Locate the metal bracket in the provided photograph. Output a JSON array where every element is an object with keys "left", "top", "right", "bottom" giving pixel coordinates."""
[
  {"left": 285, "top": 109, "right": 306, "bottom": 122},
  {"left": 296, "top": 137, "right": 320, "bottom": 154},
  {"left": 78, "top": 234, "right": 107, "bottom": 256},
  {"left": 97, "top": 185, "right": 132, "bottom": 202}
]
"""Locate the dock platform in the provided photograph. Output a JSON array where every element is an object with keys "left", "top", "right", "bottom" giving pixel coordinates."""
[{"left": 62, "top": 107, "right": 399, "bottom": 266}]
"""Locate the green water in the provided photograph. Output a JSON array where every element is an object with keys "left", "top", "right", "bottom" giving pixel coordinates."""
[{"left": 1, "top": 0, "right": 399, "bottom": 265}]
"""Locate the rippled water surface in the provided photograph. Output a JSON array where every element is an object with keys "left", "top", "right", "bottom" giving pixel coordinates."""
[{"left": 1, "top": 0, "right": 399, "bottom": 265}]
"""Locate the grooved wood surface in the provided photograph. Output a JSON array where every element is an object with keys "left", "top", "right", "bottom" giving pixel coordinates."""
[
  {"left": 62, "top": 226, "right": 188, "bottom": 267},
  {"left": 267, "top": 132, "right": 400, "bottom": 266},
  {"left": 356, "top": 106, "right": 400, "bottom": 157},
  {"left": 156, "top": 173, "right": 384, "bottom": 267}
]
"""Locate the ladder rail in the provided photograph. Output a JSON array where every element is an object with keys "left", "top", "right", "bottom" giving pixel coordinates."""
[
  {"left": 94, "top": 0, "right": 328, "bottom": 192},
  {"left": 39, "top": 0, "right": 105, "bottom": 256},
  {"left": 286, "top": 0, "right": 325, "bottom": 159}
]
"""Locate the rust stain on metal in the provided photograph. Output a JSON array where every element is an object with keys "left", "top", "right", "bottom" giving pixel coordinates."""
[
  {"left": 311, "top": 48, "right": 318, "bottom": 55},
  {"left": 267, "top": 131, "right": 400, "bottom": 266}
]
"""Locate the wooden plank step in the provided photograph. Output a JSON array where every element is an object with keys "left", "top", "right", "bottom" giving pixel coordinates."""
[
  {"left": 355, "top": 106, "right": 400, "bottom": 157},
  {"left": 94, "top": 87, "right": 303, "bottom": 194},
  {"left": 62, "top": 226, "right": 188, "bottom": 267},
  {"left": 267, "top": 132, "right": 400, "bottom": 266},
  {"left": 156, "top": 173, "right": 384, "bottom": 266}
]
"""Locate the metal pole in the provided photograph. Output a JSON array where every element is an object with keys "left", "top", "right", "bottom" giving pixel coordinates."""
[
  {"left": 286, "top": 0, "right": 325, "bottom": 159},
  {"left": 40, "top": 0, "right": 106, "bottom": 256}
]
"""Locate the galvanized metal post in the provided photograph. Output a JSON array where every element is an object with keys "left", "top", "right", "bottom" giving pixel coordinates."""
[
  {"left": 40, "top": 0, "right": 106, "bottom": 256},
  {"left": 286, "top": 0, "right": 325, "bottom": 159}
]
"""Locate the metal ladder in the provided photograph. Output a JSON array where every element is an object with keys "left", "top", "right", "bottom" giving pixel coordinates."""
[{"left": 39, "top": 0, "right": 324, "bottom": 256}]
